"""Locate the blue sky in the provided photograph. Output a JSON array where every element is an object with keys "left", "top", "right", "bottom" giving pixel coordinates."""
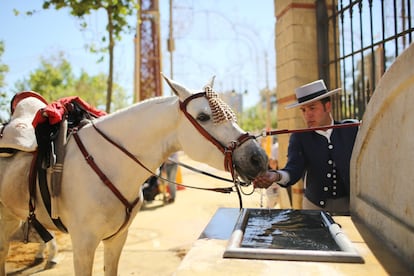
[{"left": 0, "top": 0, "right": 276, "bottom": 108}]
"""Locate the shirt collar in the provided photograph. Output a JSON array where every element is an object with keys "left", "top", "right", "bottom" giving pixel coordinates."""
[{"left": 315, "top": 119, "right": 334, "bottom": 141}]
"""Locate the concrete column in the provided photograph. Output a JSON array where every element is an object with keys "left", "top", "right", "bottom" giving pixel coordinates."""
[{"left": 274, "top": 1, "right": 321, "bottom": 208}]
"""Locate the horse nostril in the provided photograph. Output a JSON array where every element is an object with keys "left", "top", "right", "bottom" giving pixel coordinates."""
[
  {"left": 250, "top": 155, "right": 259, "bottom": 166},
  {"left": 250, "top": 152, "right": 267, "bottom": 170}
]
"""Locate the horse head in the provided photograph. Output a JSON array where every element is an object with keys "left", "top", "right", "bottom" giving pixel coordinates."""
[{"left": 163, "top": 75, "right": 268, "bottom": 182}]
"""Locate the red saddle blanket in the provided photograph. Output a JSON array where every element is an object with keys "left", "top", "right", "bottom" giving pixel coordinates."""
[{"left": 32, "top": 96, "right": 107, "bottom": 127}]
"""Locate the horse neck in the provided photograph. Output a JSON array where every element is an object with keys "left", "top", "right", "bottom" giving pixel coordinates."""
[{"left": 91, "top": 96, "right": 181, "bottom": 171}]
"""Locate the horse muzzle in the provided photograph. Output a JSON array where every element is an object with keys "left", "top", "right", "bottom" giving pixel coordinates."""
[{"left": 230, "top": 137, "right": 268, "bottom": 182}]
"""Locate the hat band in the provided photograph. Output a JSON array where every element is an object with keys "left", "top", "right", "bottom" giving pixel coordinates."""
[{"left": 297, "top": 89, "right": 327, "bottom": 103}]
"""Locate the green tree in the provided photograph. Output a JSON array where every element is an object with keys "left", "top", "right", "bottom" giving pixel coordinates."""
[
  {"left": 74, "top": 70, "right": 129, "bottom": 110},
  {"left": 15, "top": 53, "right": 75, "bottom": 101},
  {"left": 42, "top": 0, "right": 138, "bottom": 113},
  {"left": 239, "top": 88, "right": 278, "bottom": 133},
  {"left": 14, "top": 54, "right": 128, "bottom": 110},
  {"left": 0, "top": 40, "right": 10, "bottom": 122},
  {"left": 240, "top": 105, "right": 268, "bottom": 132}
]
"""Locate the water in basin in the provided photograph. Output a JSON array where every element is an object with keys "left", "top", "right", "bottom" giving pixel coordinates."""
[{"left": 241, "top": 209, "right": 341, "bottom": 251}]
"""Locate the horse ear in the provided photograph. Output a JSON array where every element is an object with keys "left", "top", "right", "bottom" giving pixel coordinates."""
[
  {"left": 161, "top": 73, "right": 191, "bottom": 99},
  {"left": 206, "top": 75, "right": 216, "bottom": 89}
]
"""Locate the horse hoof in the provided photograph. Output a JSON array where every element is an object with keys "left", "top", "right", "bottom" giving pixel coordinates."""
[
  {"left": 33, "top": 257, "right": 44, "bottom": 265},
  {"left": 44, "top": 261, "right": 57, "bottom": 270}
]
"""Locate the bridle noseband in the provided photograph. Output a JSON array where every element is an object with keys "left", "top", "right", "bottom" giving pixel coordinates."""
[{"left": 179, "top": 92, "right": 255, "bottom": 179}]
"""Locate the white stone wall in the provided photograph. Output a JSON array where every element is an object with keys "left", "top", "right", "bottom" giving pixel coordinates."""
[{"left": 350, "top": 43, "right": 414, "bottom": 269}]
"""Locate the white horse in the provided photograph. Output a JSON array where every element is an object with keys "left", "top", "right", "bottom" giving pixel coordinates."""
[{"left": 0, "top": 76, "right": 268, "bottom": 275}]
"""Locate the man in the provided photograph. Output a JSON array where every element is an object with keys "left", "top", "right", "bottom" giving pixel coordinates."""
[{"left": 254, "top": 80, "right": 359, "bottom": 214}]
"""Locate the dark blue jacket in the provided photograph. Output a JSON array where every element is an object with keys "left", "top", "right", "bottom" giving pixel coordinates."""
[{"left": 281, "top": 121, "right": 358, "bottom": 207}]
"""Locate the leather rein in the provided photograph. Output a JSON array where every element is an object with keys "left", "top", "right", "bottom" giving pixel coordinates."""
[{"left": 71, "top": 92, "right": 255, "bottom": 238}]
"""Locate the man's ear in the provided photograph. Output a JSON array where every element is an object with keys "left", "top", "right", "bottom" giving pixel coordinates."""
[{"left": 324, "top": 101, "right": 332, "bottom": 112}]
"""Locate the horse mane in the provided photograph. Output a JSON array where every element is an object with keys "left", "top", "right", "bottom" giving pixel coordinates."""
[{"left": 98, "top": 95, "right": 178, "bottom": 122}]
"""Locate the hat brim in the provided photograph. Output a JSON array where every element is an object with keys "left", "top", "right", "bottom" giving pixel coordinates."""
[{"left": 285, "top": 88, "right": 342, "bottom": 109}]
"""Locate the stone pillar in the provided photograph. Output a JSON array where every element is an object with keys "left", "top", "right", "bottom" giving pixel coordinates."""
[{"left": 274, "top": 1, "right": 321, "bottom": 209}]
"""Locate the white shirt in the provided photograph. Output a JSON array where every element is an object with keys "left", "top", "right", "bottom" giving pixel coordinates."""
[{"left": 271, "top": 142, "right": 279, "bottom": 160}]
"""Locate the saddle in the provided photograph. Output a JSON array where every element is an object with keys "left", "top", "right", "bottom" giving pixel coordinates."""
[
  {"left": 1, "top": 91, "right": 106, "bottom": 240},
  {"left": 0, "top": 91, "right": 107, "bottom": 156},
  {"left": 0, "top": 91, "right": 48, "bottom": 156}
]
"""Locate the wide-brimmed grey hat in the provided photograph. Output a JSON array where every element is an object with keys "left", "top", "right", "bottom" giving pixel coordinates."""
[{"left": 285, "top": 79, "right": 341, "bottom": 109}]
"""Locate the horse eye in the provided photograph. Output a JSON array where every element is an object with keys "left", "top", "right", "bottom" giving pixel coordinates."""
[{"left": 196, "top": 113, "right": 210, "bottom": 122}]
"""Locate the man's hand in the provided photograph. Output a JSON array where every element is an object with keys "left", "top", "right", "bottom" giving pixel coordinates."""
[{"left": 253, "top": 171, "right": 280, "bottom": 189}]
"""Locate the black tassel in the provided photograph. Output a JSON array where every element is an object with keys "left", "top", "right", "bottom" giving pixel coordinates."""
[{"left": 28, "top": 215, "right": 53, "bottom": 243}]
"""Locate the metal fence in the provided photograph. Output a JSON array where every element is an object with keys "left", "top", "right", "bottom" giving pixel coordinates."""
[{"left": 317, "top": 0, "right": 414, "bottom": 120}]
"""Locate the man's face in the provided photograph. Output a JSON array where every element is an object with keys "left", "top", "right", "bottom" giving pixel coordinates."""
[{"left": 299, "top": 100, "right": 332, "bottom": 128}]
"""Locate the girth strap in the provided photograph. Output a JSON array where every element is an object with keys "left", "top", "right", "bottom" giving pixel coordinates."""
[
  {"left": 36, "top": 158, "right": 68, "bottom": 233},
  {"left": 73, "top": 130, "right": 140, "bottom": 239},
  {"left": 27, "top": 151, "right": 57, "bottom": 242}
]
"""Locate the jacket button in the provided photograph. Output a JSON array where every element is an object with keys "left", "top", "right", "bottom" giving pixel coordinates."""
[
  {"left": 328, "top": 145, "right": 333, "bottom": 149},
  {"left": 324, "top": 186, "right": 328, "bottom": 191},
  {"left": 320, "top": 200, "right": 325, "bottom": 205}
]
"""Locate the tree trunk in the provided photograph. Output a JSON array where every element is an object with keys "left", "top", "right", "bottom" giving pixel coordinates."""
[{"left": 106, "top": 9, "right": 114, "bottom": 113}]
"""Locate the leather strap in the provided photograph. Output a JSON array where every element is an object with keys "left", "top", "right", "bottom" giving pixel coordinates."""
[
  {"left": 73, "top": 130, "right": 140, "bottom": 240},
  {"left": 27, "top": 151, "right": 55, "bottom": 242},
  {"left": 37, "top": 159, "right": 68, "bottom": 233},
  {"left": 262, "top": 122, "right": 361, "bottom": 137}
]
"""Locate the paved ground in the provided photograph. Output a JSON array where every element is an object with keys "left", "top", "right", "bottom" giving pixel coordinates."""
[{"left": 6, "top": 153, "right": 265, "bottom": 275}]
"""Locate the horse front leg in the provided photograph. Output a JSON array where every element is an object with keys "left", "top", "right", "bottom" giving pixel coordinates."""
[
  {"left": 0, "top": 203, "right": 21, "bottom": 276},
  {"left": 102, "top": 230, "right": 128, "bottom": 276},
  {"left": 71, "top": 232, "right": 100, "bottom": 276}
]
